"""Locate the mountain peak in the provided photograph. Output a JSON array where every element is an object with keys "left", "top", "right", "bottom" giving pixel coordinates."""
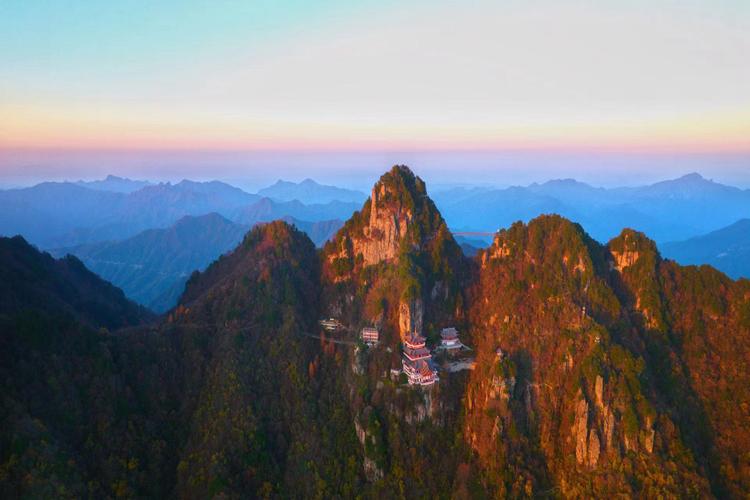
[
  {"left": 482, "top": 214, "right": 594, "bottom": 274},
  {"left": 378, "top": 164, "right": 421, "bottom": 187},
  {"left": 369, "top": 165, "right": 426, "bottom": 206},
  {"left": 678, "top": 172, "right": 705, "bottom": 182},
  {"left": 542, "top": 178, "right": 581, "bottom": 186},
  {"left": 173, "top": 212, "right": 232, "bottom": 228},
  {"left": 257, "top": 178, "right": 365, "bottom": 204},
  {"left": 607, "top": 228, "right": 660, "bottom": 272},
  {"left": 74, "top": 174, "right": 152, "bottom": 193},
  {"left": 270, "top": 179, "right": 294, "bottom": 187},
  {"left": 179, "top": 220, "right": 316, "bottom": 306},
  {"left": 322, "top": 165, "right": 462, "bottom": 291}
]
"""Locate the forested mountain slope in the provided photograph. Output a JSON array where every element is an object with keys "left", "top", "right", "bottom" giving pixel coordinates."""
[
  {"left": 465, "top": 218, "right": 750, "bottom": 497},
  {"left": 0, "top": 235, "right": 151, "bottom": 327},
  {"left": 1, "top": 222, "right": 362, "bottom": 497}
]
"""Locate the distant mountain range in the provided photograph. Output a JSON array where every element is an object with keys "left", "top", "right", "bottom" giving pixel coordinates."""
[
  {"left": 50, "top": 214, "right": 249, "bottom": 313},
  {"left": 0, "top": 178, "right": 357, "bottom": 249},
  {"left": 52, "top": 213, "right": 344, "bottom": 312},
  {"left": 278, "top": 216, "right": 343, "bottom": 247},
  {"left": 0, "top": 179, "right": 256, "bottom": 247},
  {"left": 433, "top": 173, "right": 750, "bottom": 244},
  {"left": 75, "top": 174, "right": 153, "bottom": 193},
  {"left": 257, "top": 178, "right": 366, "bottom": 204},
  {"left": 453, "top": 235, "right": 486, "bottom": 256},
  {"left": 661, "top": 219, "right": 750, "bottom": 279},
  {"left": 232, "top": 197, "right": 357, "bottom": 227},
  {"left": 3, "top": 172, "right": 749, "bottom": 311}
]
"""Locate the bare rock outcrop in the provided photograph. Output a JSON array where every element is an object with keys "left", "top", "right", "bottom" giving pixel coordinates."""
[
  {"left": 611, "top": 249, "right": 640, "bottom": 271},
  {"left": 354, "top": 419, "right": 384, "bottom": 482},
  {"left": 608, "top": 229, "right": 660, "bottom": 273},
  {"left": 573, "top": 391, "right": 603, "bottom": 468},
  {"left": 594, "top": 375, "right": 604, "bottom": 409},
  {"left": 356, "top": 182, "right": 414, "bottom": 266},
  {"left": 398, "top": 298, "right": 423, "bottom": 338},
  {"left": 574, "top": 393, "right": 590, "bottom": 465},
  {"left": 603, "top": 407, "right": 615, "bottom": 451},
  {"left": 587, "top": 429, "right": 600, "bottom": 467}
]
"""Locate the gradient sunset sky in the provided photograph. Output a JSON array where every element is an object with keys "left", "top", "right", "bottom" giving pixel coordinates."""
[{"left": 1, "top": 0, "right": 748, "bottom": 187}]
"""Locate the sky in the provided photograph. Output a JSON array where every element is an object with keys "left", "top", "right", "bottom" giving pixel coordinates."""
[{"left": 1, "top": 0, "right": 749, "bottom": 187}]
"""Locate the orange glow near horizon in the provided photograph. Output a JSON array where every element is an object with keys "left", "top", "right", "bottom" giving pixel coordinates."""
[{"left": 3, "top": 104, "right": 749, "bottom": 155}]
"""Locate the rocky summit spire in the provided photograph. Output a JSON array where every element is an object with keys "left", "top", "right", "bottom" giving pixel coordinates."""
[
  {"left": 323, "top": 165, "right": 448, "bottom": 274},
  {"left": 361, "top": 165, "right": 424, "bottom": 265}
]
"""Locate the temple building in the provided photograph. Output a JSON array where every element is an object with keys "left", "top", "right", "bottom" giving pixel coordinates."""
[
  {"left": 440, "top": 327, "right": 461, "bottom": 351},
  {"left": 402, "top": 333, "right": 439, "bottom": 386},
  {"left": 361, "top": 326, "right": 379, "bottom": 345},
  {"left": 319, "top": 318, "right": 342, "bottom": 331}
]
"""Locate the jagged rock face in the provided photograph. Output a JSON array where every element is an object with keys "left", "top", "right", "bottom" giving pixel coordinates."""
[
  {"left": 571, "top": 388, "right": 605, "bottom": 471},
  {"left": 324, "top": 179, "right": 416, "bottom": 272},
  {"left": 594, "top": 374, "right": 604, "bottom": 408},
  {"left": 611, "top": 248, "right": 640, "bottom": 272},
  {"left": 359, "top": 180, "right": 414, "bottom": 266},
  {"left": 607, "top": 229, "right": 665, "bottom": 330},
  {"left": 603, "top": 406, "right": 615, "bottom": 451},
  {"left": 608, "top": 229, "right": 655, "bottom": 272},
  {"left": 398, "top": 298, "right": 423, "bottom": 337},
  {"left": 323, "top": 166, "right": 437, "bottom": 273},
  {"left": 612, "top": 250, "right": 639, "bottom": 271},
  {"left": 573, "top": 392, "right": 598, "bottom": 465},
  {"left": 402, "top": 390, "right": 438, "bottom": 424},
  {"left": 571, "top": 377, "right": 657, "bottom": 470}
]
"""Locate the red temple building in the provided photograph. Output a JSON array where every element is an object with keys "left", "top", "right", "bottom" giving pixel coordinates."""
[
  {"left": 361, "top": 326, "right": 379, "bottom": 345},
  {"left": 402, "top": 333, "right": 438, "bottom": 386}
]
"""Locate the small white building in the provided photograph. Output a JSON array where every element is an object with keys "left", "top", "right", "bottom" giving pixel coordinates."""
[
  {"left": 440, "top": 327, "right": 461, "bottom": 350},
  {"left": 361, "top": 327, "right": 379, "bottom": 345},
  {"left": 319, "top": 318, "right": 341, "bottom": 331}
]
